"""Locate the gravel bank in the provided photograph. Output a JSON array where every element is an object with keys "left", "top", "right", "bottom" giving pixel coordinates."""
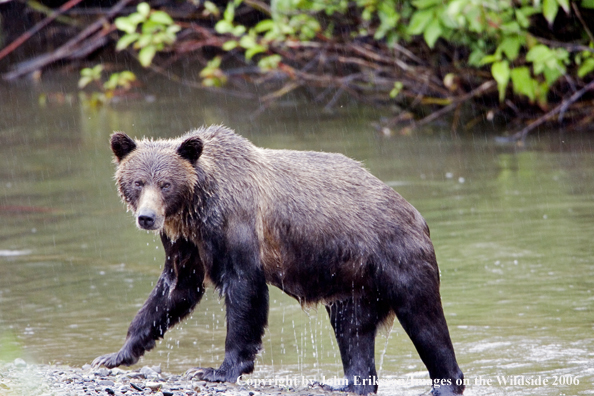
[{"left": 0, "top": 359, "right": 350, "bottom": 396}]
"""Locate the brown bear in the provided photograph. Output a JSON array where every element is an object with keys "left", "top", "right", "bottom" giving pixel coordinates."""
[{"left": 92, "top": 125, "right": 464, "bottom": 395}]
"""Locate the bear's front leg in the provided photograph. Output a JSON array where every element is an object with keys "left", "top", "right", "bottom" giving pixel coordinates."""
[
  {"left": 187, "top": 223, "right": 269, "bottom": 383},
  {"left": 93, "top": 234, "right": 204, "bottom": 368}
]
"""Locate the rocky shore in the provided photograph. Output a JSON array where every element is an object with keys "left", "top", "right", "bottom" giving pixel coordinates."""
[{"left": 0, "top": 359, "right": 349, "bottom": 396}]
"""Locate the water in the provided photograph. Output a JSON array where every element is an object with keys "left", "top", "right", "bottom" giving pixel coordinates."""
[{"left": 1, "top": 75, "right": 593, "bottom": 395}]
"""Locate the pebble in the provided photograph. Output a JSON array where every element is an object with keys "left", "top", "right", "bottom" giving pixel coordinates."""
[
  {"left": 0, "top": 360, "right": 348, "bottom": 396},
  {"left": 13, "top": 358, "right": 27, "bottom": 367}
]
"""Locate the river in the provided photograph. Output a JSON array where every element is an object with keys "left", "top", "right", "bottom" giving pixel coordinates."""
[{"left": 0, "top": 74, "right": 593, "bottom": 395}]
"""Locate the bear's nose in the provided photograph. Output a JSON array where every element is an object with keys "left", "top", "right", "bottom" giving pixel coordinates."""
[{"left": 137, "top": 209, "right": 156, "bottom": 229}]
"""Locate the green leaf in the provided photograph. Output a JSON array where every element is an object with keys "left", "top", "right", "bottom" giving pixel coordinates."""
[
  {"left": 152, "top": 32, "right": 166, "bottom": 45},
  {"left": 142, "top": 20, "right": 162, "bottom": 35},
  {"left": 407, "top": 9, "right": 434, "bottom": 35},
  {"left": 120, "top": 71, "right": 136, "bottom": 81},
  {"left": 515, "top": 9, "right": 529, "bottom": 29},
  {"left": 578, "top": 58, "right": 594, "bottom": 78},
  {"left": 116, "top": 33, "right": 140, "bottom": 51},
  {"left": 223, "top": 2, "right": 235, "bottom": 23},
  {"left": 255, "top": 19, "right": 275, "bottom": 33},
  {"left": 232, "top": 25, "right": 246, "bottom": 36},
  {"left": 390, "top": 81, "right": 404, "bottom": 98},
  {"left": 536, "top": 81, "right": 550, "bottom": 107},
  {"left": 526, "top": 45, "right": 552, "bottom": 64},
  {"left": 582, "top": 0, "right": 594, "bottom": 8},
  {"left": 207, "top": 56, "right": 222, "bottom": 69},
  {"left": 80, "top": 67, "right": 93, "bottom": 77},
  {"left": 480, "top": 53, "right": 501, "bottom": 65},
  {"left": 258, "top": 54, "right": 282, "bottom": 71},
  {"left": 554, "top": 47, "right": 570, "bottom": 63},
  {"left": 543, "top": 65, "right": 563, "bottom": 85},
  {"left": 411, "top": 0, "right": 442, "bottom": 9},
  {"left": 115, "top": 16, "right": 137, "bottom": 34},
  {"left": 500, "top": 21, "right": 521, "bottom": 33},
  {"left": 556, "top": 0, "right": 570, "bottom": 13},
  {"left": 137, "top": 2, "right": 150, "bottom": 18},
  {"left": 492, "top": 60, "right": 510, "bottom": 102},
  {"left": 222, "top": 40, "right": 238, "bottom": 51},
  {"left": 423, "top": 18, "right": 442, "bottom": 48},
  {"left": 138, "top": 45, "right": 157, "bottom": 67},
  {"left": 215, "top": 20, "right": 235, "bottom": 34},
  {"left": 468, "top": 48, "right": 485, "bottom": 67},
  {"left": 498, "top": 36, "right": 523, "bottom": 61},
  {"left": 519, "top": 6, "right": 539, "bottom": 17},
  {"left": 104, "top": 73, "right": 119, "bottom": 90},
  {"left": 78, "top": 76, "right": 93, "bottom": 89},
  {"left": 128, "top": 12, "right": 146, "bottom": 26},
  {"left": 510, "top": 66, "right": 535, "bottom": 101},
  {"left": 150, "top": 11, "right": 174, "bottom": 25},
  {"left": 465, "top": 7, "right": 483, "bottom": 33},
  {"left": 446, "top": 0, "right": 466, "bottom": 18},
  {"left": 91, "top": 64, "right": 103, "bottom": 75},
  {"left": 440, "top": 11, "right": 459, "bottom": 30},
  {"left": 245, "top": 44, "right": 267, "bottom": 60},
  {"left": 239, "top": 35, "right": 257, "bottom": 49},
  {"left": 203, "top": 1, "right": 220, "bottom": 16},
  {"left": 543, "top": 0, "right": 558, "bottom": 25},
  {"left": 136, "top": 33, "right": 153, "bottom": 49},
  {"left": 166, "top": 25, "right": 181, "bottom": 35}
]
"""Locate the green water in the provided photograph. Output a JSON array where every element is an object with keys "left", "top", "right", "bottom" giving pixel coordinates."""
[{"left": 0, "top": 76, "right": 593, "bottom": 395}]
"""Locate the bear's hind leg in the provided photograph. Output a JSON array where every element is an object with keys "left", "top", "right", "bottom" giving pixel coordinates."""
[
  {"left": 390, "top": 267, "right": 465, "bottom": 395},
  {"left": 326, "top": 297, "right": 390, "bottom": 395}
]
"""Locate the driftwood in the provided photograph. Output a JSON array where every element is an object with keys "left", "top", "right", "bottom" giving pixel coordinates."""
[
  {"left": 2, "top": 0, "right": 134, "bottom": 80},
  {"left": 508, "top": 78, "right": 594, "bottom": 142},
  {"left": 0, "top": 0, "right": 85, "bottom": 62}
]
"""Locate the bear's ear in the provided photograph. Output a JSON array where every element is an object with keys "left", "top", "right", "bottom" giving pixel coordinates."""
[
  {"left": 177, "top": 136, "right": 203, "bottom": 164},
  {"left": 111, "top": 132, "right": 137, "bottom": 162}
]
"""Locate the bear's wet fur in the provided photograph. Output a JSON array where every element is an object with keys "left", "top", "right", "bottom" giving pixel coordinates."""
[{"left": 93, "top": 125, "right": 464, "bottom": 395}]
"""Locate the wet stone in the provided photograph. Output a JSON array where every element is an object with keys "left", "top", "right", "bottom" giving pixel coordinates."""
[
  {"left": 0, "top": 363, "right": 348, "bottom": 396},
  {"left": 140, "top": 366, "right": 159, "bottom": 378},
  {"left": 13, "top": 358, "right": 27, "bottom": 367},
  {"left": 96, "top": 368, "right": 112, "bottom": 377},
  {"left": 145, "top": 381, "right": 162, "bottom": 391},
  {"left": 98, "top": 379, "right": 115, "bottom": 386}
]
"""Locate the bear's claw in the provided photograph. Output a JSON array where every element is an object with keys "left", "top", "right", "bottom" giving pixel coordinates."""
[
  {"left": 92, "top": 350, "right": 138, "bottom": 369},
  {"left": 92, "top": 353, "right": 120, "bottom": 369},
  {"left": 185, "top": 367, "right": 228, "bottom": 382}
]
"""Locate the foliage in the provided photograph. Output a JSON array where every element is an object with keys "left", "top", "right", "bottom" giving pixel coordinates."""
[
  {"left": 77, "top": 3, "right": 173, "bottom": 105},
  {"left": 199, "top": 56, "right": 227, "bottom": 87},
  {"left": 198, "top": 0, "right": 594, "bottom": 107},
  {"left": 78, "top": 65, "right": 137, "bottom": 106},
  {"left": 114, "top": 2, "right": 180, "bottom": 67},
  {"left": 78, "top": 64, "right": 104, "bottom": 90},
  {"left": 64, "top": 0, "right": 594, "bottom": 129}
]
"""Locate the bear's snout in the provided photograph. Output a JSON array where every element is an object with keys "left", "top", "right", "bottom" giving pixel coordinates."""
[
  {"left": 135, "top": 187, "right": 165, "bottom": 231},
  {"left": 137, "top": 208, "right": 157, "bottom": 230}
]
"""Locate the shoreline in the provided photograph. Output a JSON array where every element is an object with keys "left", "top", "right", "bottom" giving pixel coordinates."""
[{"left": 0, "top": 359, "right": 351, "bottom": 396}]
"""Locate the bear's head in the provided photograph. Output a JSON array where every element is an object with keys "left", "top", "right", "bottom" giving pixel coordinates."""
[{"left": 110, "top": 132, "right": 202, "bottom": 232}]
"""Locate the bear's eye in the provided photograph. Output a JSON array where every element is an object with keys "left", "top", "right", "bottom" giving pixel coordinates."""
[
  {"left": 134, "top": 180, "right": 144, "bottom": 188},
  {"left": 161, "top": 182, "right": 172, "bottom": 191}
]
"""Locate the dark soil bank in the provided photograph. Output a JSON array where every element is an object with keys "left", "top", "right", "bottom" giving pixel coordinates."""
[{"left": 0, "top": 359, "right": 350, "bottom": 396}]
